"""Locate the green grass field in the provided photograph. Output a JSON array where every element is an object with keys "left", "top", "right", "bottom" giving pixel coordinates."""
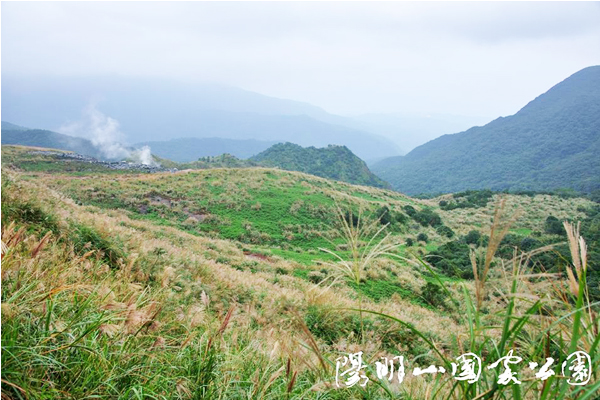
[{"left": 2, "top": 145, "right": 598, "bottom": 399}]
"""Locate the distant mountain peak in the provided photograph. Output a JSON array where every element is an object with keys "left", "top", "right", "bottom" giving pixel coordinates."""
[{"left": 372, "top": 66, "right": 600, "bottom": 194}]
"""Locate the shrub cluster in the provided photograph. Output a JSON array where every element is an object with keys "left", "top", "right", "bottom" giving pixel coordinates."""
[
  {"left": 375, "top": 205, "right": 408, "bottom": 227},
  {"left": 439, "top": 189, "right": 495, "bottom": 210}
]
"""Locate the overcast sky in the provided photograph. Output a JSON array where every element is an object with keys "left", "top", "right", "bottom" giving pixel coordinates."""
[{"left": 2, "top": 1, "right": 600, "bottom": 118}]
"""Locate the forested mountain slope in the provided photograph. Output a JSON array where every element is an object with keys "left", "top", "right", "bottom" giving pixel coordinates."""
[{"left": 372, "top": 66, "right": 600, "bottom": 195}]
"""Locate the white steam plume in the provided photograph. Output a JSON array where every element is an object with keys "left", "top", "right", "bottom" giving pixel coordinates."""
[
  {"left": 59, "top": 103, "right": 158, "bottom": 166},
  {"left": 59, "top": 103, "right": 130, "bottom": 160},
  {"left": 132, "top": 145, "right": 158, "bottom": 166}
]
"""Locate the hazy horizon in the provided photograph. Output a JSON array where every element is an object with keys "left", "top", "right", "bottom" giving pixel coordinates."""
[{"left": 3, "top": 2, "right": 600, "bottom": 119}]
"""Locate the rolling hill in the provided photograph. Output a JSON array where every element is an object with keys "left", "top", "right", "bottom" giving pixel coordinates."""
[
  {"left": 251, "top": 142, "right": 390, "bottom": 189},
  {"left": 2, "top": 144, "right": 599, "bottom": 399},
  {"left": 2, "top": 126, "right": 387, "bottom": 188},
  {"left": 372, "top": 66, "right": 600, "bottom": 195}
]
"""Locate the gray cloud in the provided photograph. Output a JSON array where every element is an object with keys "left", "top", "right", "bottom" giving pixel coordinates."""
[{"left": 2, "top": 2, "right": 600, "bottom": 117}]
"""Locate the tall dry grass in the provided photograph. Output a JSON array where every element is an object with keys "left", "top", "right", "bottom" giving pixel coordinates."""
[{"left": 343, "top": 203, "right": 600, "bottom": 399}]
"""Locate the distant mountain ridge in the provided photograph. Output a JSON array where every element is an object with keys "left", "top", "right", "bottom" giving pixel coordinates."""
[
  {"left": 350, "top": 113, "right": 491, "bottom": 154},
  {"left": 372, "top": 66, "right": 600, "bottom": 195},
  {"left": 2, "top": 123, "right": 277, "bottom": 162},
  {"left": 1, "top": 126, "right": 105, "bottom": 159},
  {"left": 1, "top": 121, "right": 30, "bottom": 131},
  {"left": 251, "top": 142, "right": 390, "bottom": 189},
  {"left": 1, "top": 75, "right": 401, "bottom": 161}
]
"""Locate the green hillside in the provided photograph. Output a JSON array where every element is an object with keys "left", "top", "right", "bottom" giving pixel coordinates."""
[
  {"left": 251, "top": 142, "right": 390, "bottom": 189},
  {"left": 2, "top": 144, "right": 599, "bottom": 399},
  {"left": 372, "top": 66, "right": 600, "bottom": 195},
  {"left": 2, "top": 129, "right": 389, "bottom": 188}
]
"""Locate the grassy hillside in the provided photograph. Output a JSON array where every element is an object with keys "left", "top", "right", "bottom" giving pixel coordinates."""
[
  {"left": 2, "top": 144, "right": 599, "bottom": 399},
  {"left": 3, "top": 130, "right": 388, "bottom": 189},
  {"left": 373, "top": 66, "right": 600, "bottom": 195},
  {"left": 251, "top": 143, "right": 390, "bottom": 189}
]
